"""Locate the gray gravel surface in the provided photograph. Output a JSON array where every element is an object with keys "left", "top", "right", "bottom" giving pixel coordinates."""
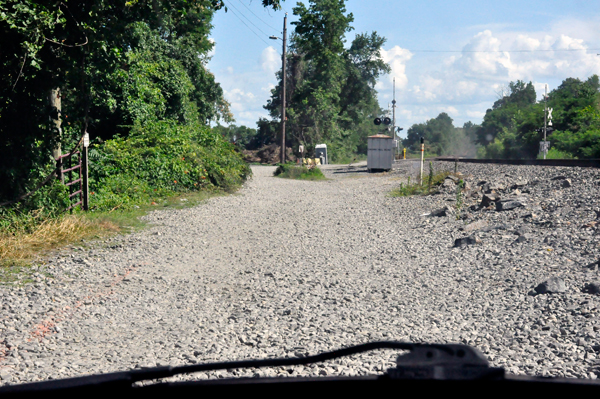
[{"left": 1, "top": 162, "right": 600, "bottom": 386}]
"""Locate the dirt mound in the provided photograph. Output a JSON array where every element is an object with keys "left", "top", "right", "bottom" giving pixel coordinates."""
[{"left": 242, "top": 144, "right": 296, "bottom": 164}]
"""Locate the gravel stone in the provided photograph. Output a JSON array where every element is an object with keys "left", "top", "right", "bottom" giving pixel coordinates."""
[
  {"left": 453, "top": 235, "right": 481, "bottom": 247},
  {"left": 496, "top": 200, "right": 524, "bottom": 211},
  {"left": 1, "top": 161, "right": 600, "bottom": 386},
  {"left": 535, "top": 277, "right": 567, "bottom": 294},
  {"left": 431, "top": 205, "right": 454, "bottom": 217},
  {"left": 513, "top": 235, "right": 528, "bottom": 244},
  {"left": 481, "top": 193, "right": 499, "bottom": 208},
  {"left": 562, "top": 179, "right": 573, "bottom": 188},
  {"left": 583, "top": 282, "right": 600, "bottom": 295}
]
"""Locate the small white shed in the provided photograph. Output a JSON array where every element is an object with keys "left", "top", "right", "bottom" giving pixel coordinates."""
[{"left": 367, "top": 134, "right": 394, "bottom": 172}]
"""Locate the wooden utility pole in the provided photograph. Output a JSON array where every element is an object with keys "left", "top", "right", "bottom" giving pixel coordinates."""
[{"left": 280, "top": 13, "right": 287, "bottom": 164}]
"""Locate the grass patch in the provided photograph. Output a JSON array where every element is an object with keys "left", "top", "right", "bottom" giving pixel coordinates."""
[
  {"left": 274, "top": 164, "right": 327, "bottom": 181},
  {"left": 0, "top": 215, "right": 110, "bottom": 270},
  {"left": 0, "top": 188, "right": 227, "bottom": 281},
  {"left": 389, "top": 168, "right": 451, "bottom": 197}
]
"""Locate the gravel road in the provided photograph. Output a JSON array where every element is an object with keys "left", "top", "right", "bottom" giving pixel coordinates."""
[{"left": 1, "top": 162, "right": 600, "bottom": 385}]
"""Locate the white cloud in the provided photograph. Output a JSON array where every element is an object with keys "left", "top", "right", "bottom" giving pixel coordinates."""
[
  {"left": 379, "top": 46, "right": 413, "bottom": 89},
  {"left": 441, "top": 106, "right": 459, "bottom": 116},
  {"left": 466, "top": 109, "right": 486, "bottom": 119},
  {"left": 388, "top": 24, "right": 600, "bottom": 128},
  {"left": 224, "top": 88, "right": 257, "bottom": 113},
  {"left": 457, "top": 30, "right": 512, "bottom": 77},
  {"left": 260, "top": 46, "right": 280, "bottom": 75},
  {"left": 453, "top": 30, "right": 600, "bottom": 83},
  {"left": 261, "top": 83, "right": 276, "bottom": 93}
]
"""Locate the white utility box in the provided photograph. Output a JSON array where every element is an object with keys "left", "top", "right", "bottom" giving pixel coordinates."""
[{"left": 367, "top": 134, "right": 393, "bottom": 172}]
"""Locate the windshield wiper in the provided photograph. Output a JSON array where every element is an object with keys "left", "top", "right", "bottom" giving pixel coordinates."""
[{"left": 1, "top": 341, "right": 598, "bottom": 395}]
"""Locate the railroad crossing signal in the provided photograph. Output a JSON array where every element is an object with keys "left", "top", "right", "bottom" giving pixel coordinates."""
[
  {"left": 373, "top": 117, "right": 392, "bottom": 126},
  {"left": 548, "top": 108, "right": 553, "bottom": 126}
]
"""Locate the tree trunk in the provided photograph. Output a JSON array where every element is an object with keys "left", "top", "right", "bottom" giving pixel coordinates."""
[{"left": 49, "top": 88, "right": 62, "bottom": 180}]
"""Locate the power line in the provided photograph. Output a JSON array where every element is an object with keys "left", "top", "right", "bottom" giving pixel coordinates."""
[
  {"left": 222, "top": 0, "right": 272, "bottom": 48},
  {"left": 237, "top": 0, "right": 279, "bottom": 31},
  {"left": 226, "top": 0, "right": 271, "bottom": 38}
]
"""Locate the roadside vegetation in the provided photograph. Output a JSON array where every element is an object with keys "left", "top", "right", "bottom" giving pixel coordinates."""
[
  {"left": 0, "top": 1, "right": 283, "bottom": 272},
  {"left": 274, "top": 164, "right": 327, "bottom": 181},
  {"left": 389, "top": 164, "right": 451, "bottom": 197},
  {"left": 0, "top": 121, "right": 248, "bottom": 269}
]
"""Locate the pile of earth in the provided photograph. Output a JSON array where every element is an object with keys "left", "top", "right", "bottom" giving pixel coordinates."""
[{"left": 242, "top": 144, "right": 296, "bottom": 164}]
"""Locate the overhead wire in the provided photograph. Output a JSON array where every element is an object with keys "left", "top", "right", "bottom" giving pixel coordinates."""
[
  {"left": 225, "top": 0, "right": 272, "bottom": 38},
  {"left": 222, "top": 0, "right": 273, "bottom": 48},
  {"left": 237, "top": 0, "right": 280, "bottom": 31}
]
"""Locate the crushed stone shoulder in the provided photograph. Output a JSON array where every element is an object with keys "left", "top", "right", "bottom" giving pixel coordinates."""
[{"left": 1, "top": 162, "right": 599, "bottom": 385}]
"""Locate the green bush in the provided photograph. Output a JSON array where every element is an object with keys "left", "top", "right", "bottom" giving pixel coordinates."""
[
  {"left": 89, "top": 120, "right": 251, "bottom": 211},
  {"left": 538, "top": 148, "right": 577, "bottom": 160},
  {"left": 274, "top": 164, "right": 326, "bottom": 180}
]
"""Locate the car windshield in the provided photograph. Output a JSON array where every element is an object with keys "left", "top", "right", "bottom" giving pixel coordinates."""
[{"left": 1, "top": 0, "right": 600, "bottom": 387}]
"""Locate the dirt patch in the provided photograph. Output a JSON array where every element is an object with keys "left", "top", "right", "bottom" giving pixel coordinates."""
[{"left": 242, "top": 144, "right": 296, "bottom": 164}]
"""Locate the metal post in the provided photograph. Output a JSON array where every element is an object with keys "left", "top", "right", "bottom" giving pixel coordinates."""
[
  {"left": 68, "top": 153, "right": 73, "bottom": 214},
  {"left": 392, "top": 78, "right": 397, "bottom": 161},
  {"left": 543, "top": 84, "right": 547, "bottom": 160},
  {"left": 280, "top": 13, "right": 287, "bottom": 164},
  {"left": 82, "top": 132, "right": 89, "bottom": 210},
  {"left": 420, "top": 137, "right": 424, "bottom": 184}
]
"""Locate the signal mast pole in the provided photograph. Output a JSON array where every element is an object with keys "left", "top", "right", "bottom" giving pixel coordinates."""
[
  {"left": 543, "top": 84, "right": 547, "bottom": 160},
  {"left": 392, "top": 78, "right": 397, "bottom": 160}
]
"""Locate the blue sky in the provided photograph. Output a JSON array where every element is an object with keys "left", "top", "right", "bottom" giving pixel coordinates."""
[{"left": 208, "top": 0, "right": 600, "bottom": 135}]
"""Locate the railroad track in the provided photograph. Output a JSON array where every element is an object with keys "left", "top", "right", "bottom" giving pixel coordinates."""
[{"left": 434, "top": 157, "right": 600, "bottom": 168}]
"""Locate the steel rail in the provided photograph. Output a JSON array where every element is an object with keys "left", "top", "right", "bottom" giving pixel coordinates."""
[{"left": 434, "top": 157, "right": 600, "bottom": 168}]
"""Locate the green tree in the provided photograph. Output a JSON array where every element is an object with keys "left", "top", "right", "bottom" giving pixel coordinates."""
[
  {"left": 476, "top": 76, "right": 599, "bottom": 159},
  {"left": 0, "top": 0, "right": 284, "bottom": 203},
  {"left": 262, "top": 0, "right": 389, "bottom": 161}
]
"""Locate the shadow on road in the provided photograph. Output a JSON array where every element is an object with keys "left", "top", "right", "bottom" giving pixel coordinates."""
[{"left": 331, "top": 167, "right": 368, "bottom": 174}]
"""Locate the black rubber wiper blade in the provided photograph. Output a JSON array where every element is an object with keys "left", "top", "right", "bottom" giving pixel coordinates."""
[{"left": 0, "top": 341, "right": 492, "bottom": 392}]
